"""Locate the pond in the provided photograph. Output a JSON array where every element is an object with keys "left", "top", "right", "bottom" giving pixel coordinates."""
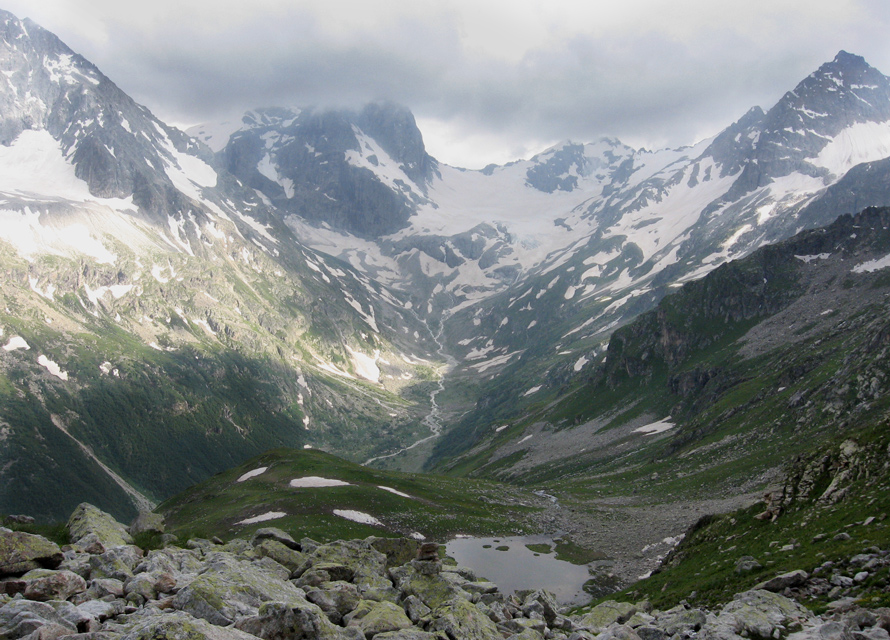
[{"left": 445, "top": 534, "right": 598, "bottom": 606}]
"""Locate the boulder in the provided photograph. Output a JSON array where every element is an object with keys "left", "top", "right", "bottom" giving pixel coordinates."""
[
  {"left": 128, "top": 513, "right": 165, "bottom": 537},
  {"left": 304, "top": 581, "right": 361, "bottom": 624},
  {"left": 373, "top": 631, "right": 439, "bottom": 640},
  {"left": 88, "top": 546, "right": 144, "bottom": 581},
  {"left": 579, "top": 601, "right": 637, "bottom": 632},
  {"left": 253, "top": 539, "right": 305, "bottom": 573},
  {"left": 428, "top": 597, "right": 502, "bottom": 640},
  {"left": 0, "top": 532, "right": 63, "bottom": 578},
  {"left": 172, "top": 552, "right": 311, "bottom": 625},
  {"left": 389, "top": 563, "right": 469, "bottom": 609},
  {"left": 0, "top": 600, "right": 77, "bottom": 639},
  {"left": 346, "top": 600, "right": 412, "bottom": 637},
  {"left": 21, "top": 569, "right": 88, "bottom": 601},
  {"left": 755, "top": 570, "right": 809, "bottom": 592},
  {"left": 233, "top": 600, "right": 344, "bottom": 640},
  {"left": 366, "top": 538, "right": 420, "bottom": 568},
  {"left": 67, "top": 504, "right": 133, "bottom": 549},
  {"left": 251, "top": 528, "right": 300, "bottom": 551},
  {"left": 119, "top": 610, "right": 261, "bottom": 640}
]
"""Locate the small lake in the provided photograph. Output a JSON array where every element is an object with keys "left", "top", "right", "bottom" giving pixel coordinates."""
[{"left": 445, "top": 535, "right": 595, "bottom": 606}]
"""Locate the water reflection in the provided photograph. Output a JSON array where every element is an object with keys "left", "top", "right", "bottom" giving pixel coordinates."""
[{"left": 445, "top": 534, "right": 594, "bottom": 606}]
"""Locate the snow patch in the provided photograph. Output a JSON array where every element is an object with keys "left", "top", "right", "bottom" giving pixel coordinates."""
[
  {"left": 853, "top": 253, "right": 890, "bottom": 273},
  {"left": 634, "top": 417, "right": 674, "bottom": 435},
  {"left": 236, "top": 467, "right": 268, "bottom": 483},
  {"left": 235, "top": 511, "right": 286, "bottom": 526},
  {"left": 289, "top": 476, "right": 351, "bottom": 488},
  {"left": 573, "top": 356, "right": 589, "bottom": 372},
  {"left": 523, "top": 385, "right": 542, "bottom": 396},
  {"left": 3, "top": 336, "right": 29, "bottom": 351},
  {"left": 333, "top": 510, "right": 383, "bottom": 526},
  {"left": 38, "top": 355, "right": 68, "bottom": 380},
  {"left": 377, "top": 486, "right": 412, "bottom": 498}
]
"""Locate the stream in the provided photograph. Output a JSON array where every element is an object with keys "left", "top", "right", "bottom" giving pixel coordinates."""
[{"left": 363, "top": 319, "right": 457, "bottom": 466}]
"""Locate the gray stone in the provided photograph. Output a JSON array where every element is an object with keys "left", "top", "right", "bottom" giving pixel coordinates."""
[
  {"left": 172, "top": 552, "right": 312, "bottom": 625},
  {"left": 68, "top": 504, "right": 133, "bottom": 549},
  {"left": 21, "top": 569, "right": 88, "bottom": 601},
  {"left": 735, "top": 557, "right": 763, "bottom": 574},
  {"left": 128, "top": 513, "right": 165, "bottom": 537},
  {"left": 119, "top": 610, "right": 261, "bottom": 640},
  {"left": 787, "top": 622, "right": 854, "bottom": 640},
  {"left": 234, "top": 600, "right": 344, "bottom": 640},
  {"left": 428, "top": 597, "right": 502, "bottom": 640},
  {"left": 754, "top": 570, "right": 809, "bottom": 592},
  {"left": 346, "top": 600, "right": 412, "bottom": 637},
  {"left": 579, "top": 601, "right": 637, "bottom": 632},
  {"left": 0, "top": 532, "right": 63, "bottom": 577},
  {"left": 251, "top": 528, "right": 300, "bottom": 551},
  {"left": 366, "top": 538, "right": 420, "bottom": 569},
  {"left": 0, "top": 599, "right": 77, "bottom": 639},
  {"left": 89, "top": 546, "right": 144, "bottom": 581}
]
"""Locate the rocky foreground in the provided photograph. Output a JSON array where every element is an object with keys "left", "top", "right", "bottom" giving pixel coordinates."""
[{"left": 2, "top": 504, "right": 890, "bottom": 640}]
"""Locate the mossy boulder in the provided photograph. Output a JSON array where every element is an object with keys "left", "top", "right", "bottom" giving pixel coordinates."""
[
  {"left": 173, "top": 552, "right": 311, "bottom": 625},
  {"left": 233, "top": 600, "right": 344, "bottom": 640},
  {"left": 119, "top": 610, "right": 260, "bottom": 640},
  {"left": 428, "top": 597, "right": 501, "bottom": 640},
  {"left": 347, "top": 600, "right": 412, "bottom": 637},
  {"left": 579, "top": 601, "right": 638, "bottom": 632},
  {"left": 0, "top": 599, "right": 77, "bottom": 639},
  {"left": 0, "top": 531, "right": 63, "bottom": 577},
  {"left": 21, "top": 569, "right": 88, "bottom": 602},
  {"left": 129, "top": 512, "right": 165, "bottom": 536},
  {"left": 68, "top": 503, "right": 133, "bottom": 549},
  {"left": 389, "top": 564, "right": 468, "bottom": 610}
]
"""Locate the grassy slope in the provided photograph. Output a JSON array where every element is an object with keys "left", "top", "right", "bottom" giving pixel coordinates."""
[{"left": 158, "top": 448, "right": 544, "bottom": 543}]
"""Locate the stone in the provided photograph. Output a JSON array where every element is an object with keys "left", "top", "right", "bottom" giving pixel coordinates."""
[
  {"left": 119, "top": 610, "right": 261, "bottom": 640},
  {"left": 67, "top": 504, "right": 133, "bottom": 549},
  {"left": 416, "top": 543, "right": 439, "bottom": 562},
  {"left": 366, "top": 538, "right": 420, "bottom": 568},
  {"left": 787, "top": 621, "right": 854, "bottom": 640},
  {"left": 89, "top": 546, "right": 144, "bottom": 581},
  {"left": 172, "top": 552, "right": 312, "bottom": 625},
  {"left": 656, "top": 605, "right": 707, "bottom": 635},
  {"left": 252, "top": 528, "right": 300, "bottom": 550},
  {"left": 21, "top": 569, "right": 88, "bottom": 601},
  {"left": 428, "top": 597, "right": 502, "bottom": 640},
  {"left": 253, "top": 539, "right": 306, "bottom": 574},
  {"left": 0, "top": 599, "right": 77, "bottom": 639},
  {"left": 402, "top": 595, "right": 431, "bottom": 623},
  {"left": 579, "top": 601, "right": 637, "bottom": 632},
  {"left": 522, "top": 590, "right": 559, "bottom": 626},
  {"left": 389, "top": 564, "right": 468, "bottom": 609},
  {"left": 735, "top": 556, "right": 763, "bottom": 574},
  {"left": 0, "top": 532, "right": 63, "bottom": 577},
  {"left": 234, "top": 600, "right": 344, "bottom": 640},
  {"left": 128, "top": 513, "right": 165, "bottom": 537},
  {"left": 373, "top": 631, "right": 439, "bottom": 640},
  {"left": 347, "top": 600, "right": 412, "bottom": 637},
  {"left": 304, "top": 581, "right": 360, "bottom": 624},
  {"left": 754, "top": 570, "right": 810, "bottom": 592},
  {"left": 714, "top": 590, "right": 812, "bottom": 640}
]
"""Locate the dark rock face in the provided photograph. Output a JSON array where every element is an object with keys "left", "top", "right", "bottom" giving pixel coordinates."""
[{"left": 220, "top": 103, "right": 438, "bottom": 239}]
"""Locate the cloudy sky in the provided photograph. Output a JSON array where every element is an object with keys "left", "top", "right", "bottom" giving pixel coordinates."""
[{"left": 10, "top": 0, "right": 890, "bottom": 168}]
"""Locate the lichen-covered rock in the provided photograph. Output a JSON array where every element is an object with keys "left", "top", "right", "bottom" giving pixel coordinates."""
[
  {"left": 347, "top": 600, "right": 412, "bottom": 638},
  {"left": 68, "top": 504, "right": 133, "bottom": 549},
  {"left": 655, "top": 605, "right": 707, "bottom": 636},
  {"left": 428, "top": 597, "right": 501, "bottom": 640},
  {"left": 373, "top": 630, "right": 439, "bottom": 640},
  {"left": 301, "top": 540, "right": 392, "bottom": 597},
  {"left": 304, "top": 581, "right": 360, "bottom": 624},
  {"left": 172, "top": 552, "right": 310, "bottom": 625},
  {"left": 253, "top": 540, "right": 305, "bottom": 574},
  {"left": 251, "top": 528, "right": 300, "bottom": 551},
  {"left": 129, "top": 513, "right": 165, "bottom": 537},
  {"left": 21, "top": 569, "right": 88, "bottom": 601},
  {"left": 699, "top": 590, "right": 813, "bottom": 640},
  {"left": 389, "top": 564, "right": 468, "bottom": 610},
  {"left": 118, "top": 610, "right": 260, "bottom": 640},
  {"left": 233, "top": 600, "right": 344, "bottom": 640},
  {"left": 0, "top": 531, "right": 63, "bottom": 577},
  {"left": 89, "top": 546, "right": 144, "bottom": 581},
  {"left": 366, "top": 538, "right": 420, "bottom": 569},
  {"left": 755, "top": 570, "right": 810, "bottom": 592},
  {"left": 579, "top": 601, "right": 637, "bottom": 632},
  {"left": 0, "top": 599, "right": 77, "bottom": 639}
]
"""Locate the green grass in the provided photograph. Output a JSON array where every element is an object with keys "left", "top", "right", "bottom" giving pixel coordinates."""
[{"left": 159, "top": 448, "right": 546, "bottom": 543}]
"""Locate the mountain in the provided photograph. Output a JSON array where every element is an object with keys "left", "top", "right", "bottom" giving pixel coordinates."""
[
  {"left": 0, "top": 9, "right": 442, "bottom": 522},
  {"left": 4, "top": 2, "right": 890, "bottom": 527}
]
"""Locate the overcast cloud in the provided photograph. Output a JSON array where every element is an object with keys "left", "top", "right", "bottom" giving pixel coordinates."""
[{"left": 9, "top": 0, "right": 890, "bottom": 167}]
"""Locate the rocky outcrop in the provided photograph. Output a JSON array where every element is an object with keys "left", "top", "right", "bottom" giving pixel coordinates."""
[{"left": 3, "top": 504, "right": 890, "bottom": 640}]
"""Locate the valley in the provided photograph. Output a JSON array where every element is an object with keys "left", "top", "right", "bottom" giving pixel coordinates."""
[{"left": 1, "top": 6, "right": 890, "bottom": 620}]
